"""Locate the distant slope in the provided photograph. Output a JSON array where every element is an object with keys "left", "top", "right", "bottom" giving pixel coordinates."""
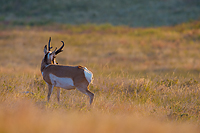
[{"left": 0, "top": 0, "right": 200, "bottom": 27}]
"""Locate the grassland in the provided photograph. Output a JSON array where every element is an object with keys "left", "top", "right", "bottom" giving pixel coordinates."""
[{"left": 0, "top": 21, "right": 200, "bottom": 132}]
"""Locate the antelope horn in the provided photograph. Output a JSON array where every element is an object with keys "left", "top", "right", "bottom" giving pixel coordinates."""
[
  {"left": 48, "top": 37, "right": 53, "bottom": 51},
  {"left": 55, "top": 41, "right": 64, "bottom": 55}
]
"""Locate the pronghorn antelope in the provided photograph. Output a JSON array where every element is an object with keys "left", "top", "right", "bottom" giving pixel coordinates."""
[{"left": 41, "top": 38, "right": 94, "bottom": 104}]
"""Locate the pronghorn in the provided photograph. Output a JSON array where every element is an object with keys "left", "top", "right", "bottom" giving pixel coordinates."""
[{"left": 41, "top": 38, "right": 94, "bottom": 104}]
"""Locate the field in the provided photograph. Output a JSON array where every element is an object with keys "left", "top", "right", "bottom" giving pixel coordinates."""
[{"left": 0, "top": 21, "right": 200, "bottom": 132}]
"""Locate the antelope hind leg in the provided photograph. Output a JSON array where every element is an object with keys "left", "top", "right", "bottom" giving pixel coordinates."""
[
  {"left": 77, "top": 87, "right": 94, "bottom": 105},
  {"left": 57, "top": 87, "right": 61, "bottom": 103}
]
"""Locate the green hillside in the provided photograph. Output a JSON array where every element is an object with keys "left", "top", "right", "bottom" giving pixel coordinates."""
[{"left": 0, "top": 0, "right": 200, "bottom": 27}]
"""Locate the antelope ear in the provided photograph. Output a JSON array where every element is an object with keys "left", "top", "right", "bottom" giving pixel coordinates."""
[
  {"left": 49, "top": 52, "right": 56, "bottom": 63},
  {"left": 51, "top": 51, "right": 56, "bottom": 59},
  {"left": 52, "top": 47, "right": 57, "bottom": 56},
  {"left": 44, "top": 45, "right": 48, "bottom": 54}
]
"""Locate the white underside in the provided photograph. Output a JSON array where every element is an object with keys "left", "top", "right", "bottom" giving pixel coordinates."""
[
  {"left": 49, "top": 73, "right": 75, "bottom": 89},
  {"left": 84, "top": 67, "right": 93, "bottom": 84}
]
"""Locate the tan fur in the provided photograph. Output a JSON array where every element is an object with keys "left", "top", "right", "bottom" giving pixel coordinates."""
[{"left": 42, "top": 65, "right": 89, "bottom": 87}]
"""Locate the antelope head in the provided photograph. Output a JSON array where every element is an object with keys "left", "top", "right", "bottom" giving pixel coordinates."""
[{"left": 43, "top": 37, "right": 64, "bottom": 65}]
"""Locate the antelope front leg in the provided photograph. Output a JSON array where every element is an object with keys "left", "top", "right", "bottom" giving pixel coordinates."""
[
  {"left": 47, "top": 84, "right": 54, "bottom": 102},
  {"left": 57, "top": 87, "right": 61, "bottom": 103}
]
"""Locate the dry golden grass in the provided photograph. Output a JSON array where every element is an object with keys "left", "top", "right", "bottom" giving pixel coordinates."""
[{"left": 0, "top": 22, "right": 200, "bottom": 132}]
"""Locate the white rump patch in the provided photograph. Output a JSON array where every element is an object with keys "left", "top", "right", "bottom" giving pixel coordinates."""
[
  {"left": 84, "top": 67, "right": 93, "bottom": 84},
  {"left": 49, "top": 74, "right": 75, "bottom": 90}
]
